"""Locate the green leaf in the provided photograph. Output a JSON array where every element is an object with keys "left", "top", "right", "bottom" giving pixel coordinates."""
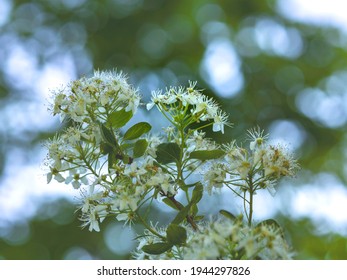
[
  {"left": 121, "top": 154, "right": 132, "bottom": 164},
  {"left": 108, "top": 109, "right": 133, "bottom": 128},
  {"left": 219, "top": 209, "right": 236, "bottom": 221},
  {"left": 189, "top": 149, "right": 225, "bottom": 161},
  {"left": 194, "top": 215, "right": 204, "bottom": 221},
  {"left": 120, "top": 142, "right": 135, "bottom": 151},
  {"left": 166, "top": 224, "right": 187, "bottom": 246},
  {"left": 190, "top": 203, "right": 199, "bottom": 217},
  {"left": 153, "top": 188, "right": 160, "bottom": 199},
  {"left": 155, "top": 142, "right": 180, "bottom": 164},
  {"left": 108, "top": 151, "right": 117, "bottom": 170},
  {"left": 162, "top": 197, "right": 184, "bottom": 210},
  {"left": 100, "top": 142, "right": 113, "bottom": 155},
  {"left": 123, "top": 122, "right": 152, "bottom": 140},
  {"left": 191, "top": 183, "right": 203, "bottom": 204},
  {"left": 100, "top": 124, "right": 121, "bottom": 169},
  {"left": 141, "top": 242, "right": 173, "bottom": 255},
  {"left": 100, "top": 123, "right": 117, "bottom": 147},
  {"left": 257, "top": 218, "right": 281, "bottom": 228},
  {"left": 256, "top": 219, "right": 285, "bottom": 238},
  {"left": 133, "top": 139, "right": 148, "bottom": 158},
  {"left": 171, "top": 204, "right": 190, "bottom": 225}
]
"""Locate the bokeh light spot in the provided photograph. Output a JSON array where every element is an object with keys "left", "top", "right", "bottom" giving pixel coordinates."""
[
  {"left": 255, "top": 18, "right": 303, "bottom": 58},
  {"left": 0, "top": 0, "right": 12, "bottom": 27},
  {"left": 138, "top": 25, "right": 170, "bottom": 59},
  {"left": 64, "top": 247, "right": 93, "bottom": 260},
  {"left": 296, "top": 88, "right": 347, "bottom": 128},
  {"left": 200, "top": 39, "right": 244, "bottom": 98},
  {"left": 269, "top": 119, "right": 307, "bottom": 151},
  {"left": 104, "top": 223, "right": 136, "bottom": 255}
]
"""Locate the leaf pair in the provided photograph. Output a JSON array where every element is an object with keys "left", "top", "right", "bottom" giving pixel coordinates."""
[
  {"left": 123, "top": 122, "right": 151, "bottom": 159},
  {"left": 102, "top": 111, "right": 152, "bottom": 165},
  {"left": 108, "top": 109, "right": 151, "bottom": 142},
  {"left": 142, "top": 184, "right": 204, "bottom": 255},
  {"left": 141, "top": 224, "right": 187, "bottom": 255},
  {"left": 155, "top": 142, "right": 225, "bottom": 165}
]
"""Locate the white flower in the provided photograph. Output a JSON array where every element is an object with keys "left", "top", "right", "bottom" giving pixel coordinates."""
[
  {"left": 81, "top": 204, "right": 108, "bottom": 232},
  {"left": 116, "top": 213, "right": 128, "bottom": 222},
  {"left": 63, "top": 127, "right": 82, "bottom": 145},
  {"left": 212, "top": 110, "right": 229, "bottom": 134},
  {"left": 186, "top": 130, "right": 206, "bottom": 152},
  {"left": 46, "top": 172, "right": 53, "bottom": 184},
  {"left": 147, "top": 89, "right": 177, "bottom": 110},
  {"left": 116, "top": 191, "right": 139, "bottom": 211},
  {"left": 65, "top": 168, "right": 88, "bottom": 189},
  {"left": 191, "top": 97, "right": 208, "bottom": 116},
  {"left": 118, "top": 88, "right": 141, "bottom": 113},
  {"left": 116, "top": 211, "right": 136, "bottom": 226},
  {"left": 247, "top": 127, "right": 268, "bottom": 151},
  {"left": 46, "top": 166, "right": 66, "bottom": 184},
  {"left": 203, "top": 163, "right": 226, "bottom": 193},
  {"left": 146, "top": 172, "right": 175, "bottom": 194},
  {"left": 267, "top": 183, "right": 276, "bottom": 196},
  {"left": 146, "top": 102, "right": 155, "bottom": 111},
  {"left": 88, "top": 210, "right": 100, "bottom": 232},
  {"left": 225, "top": 146, "right": 250, "bottom": 179},
  {"left": 79, "top": 185, "right": 104, "bottom": 213},
  {"left": 51, "top": 91, "right": 67, "bottom": 116},
  {"left": 50, "top": 69, "right": 140, "bottom": 126},
  {"left": 124, "top": 162, "right": 147, "bottom": 183},
  {"left": 54, "top": 173, "right": 65, "bottom": 183},
  {"left": 262, "top": 145, "right": 298, "bottom": 178},
  {"left": 182, "top": 91, "right": 199, "bottom": 106},
  {"left": 146, "top": 90, "right": 162, "bottom": 110},
  {"left": 146, "top": 135, "right": 163, "bottom": 157}
]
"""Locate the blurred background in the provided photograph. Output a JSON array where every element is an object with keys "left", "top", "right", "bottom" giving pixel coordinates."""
[{"left": 1, "top": 0, "right": 347, "bottom": 259}]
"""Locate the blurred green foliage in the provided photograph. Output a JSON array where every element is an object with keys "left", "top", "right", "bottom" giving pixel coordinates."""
[{"left": 1, "top": 0, "right": 347, "bottom": 259}]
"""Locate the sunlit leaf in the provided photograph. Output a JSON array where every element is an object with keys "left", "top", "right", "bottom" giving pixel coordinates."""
[
  {"left": 194, "top": 215, "right": 204, "bottom": 221},
  {"left": 123, "top": 122, "right": 151, "bottom": 140},
  {"left": 191, "top": 183, "right": 203, "bottom": 204},
  {"left": 108, "top": 151, "right": 117, "bottom": 170},
  {"left": 141, "top": 242, "right": 173, "bottom": 255},
  {"left": 162, "top": 197, "right": 183, "bottom": 210},
  {"left": 171, "top": 204, "right": 190, "bottom": 225},
  {"left": 155, "top": 142, "right": 180, "bottom": 164},
  {"left": 100, "top": 123, "right": 117, "bottom": 147},
  {"left": 191, "top": 203, "right": 198, "bottom": 217},
  {"left": 100, "top": 142, "right": 113, "bottom": 155},
  {"left": 189, "top": 149, "right": 225, "bottom": 161},
  {"left": 133, "top": 139, "right": 148, "bottom": 158},
  {"left": 219, "top": 209, "right": 236, "bottom": 221},
  {"left": 108, "top": 109, "right": 133, "bottom": 128},
  {"left": 166, "top": 224, "right": 187, "bottom": 245},
  {"left": 120, "top": 142, "right": 134, "bottom": 151}
]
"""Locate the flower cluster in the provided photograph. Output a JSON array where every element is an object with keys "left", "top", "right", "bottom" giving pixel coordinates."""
[
  {"left": 45, "top": 70, "right": 298, "bottom": 259},
  {"left": 45, "top": 71, "right": 176, "bottom": 231},
  {"left": 51, "top": 70, "right": 140, "bottom": 122},
  {"left": 204, "top": 128, "right": 299, "bottom": 196},
  {"left": 147, "top": 81, "right": 231, "bottom": 134},
  {"left": 134, "top": 217, "right": 293, "bottom": 260}
]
